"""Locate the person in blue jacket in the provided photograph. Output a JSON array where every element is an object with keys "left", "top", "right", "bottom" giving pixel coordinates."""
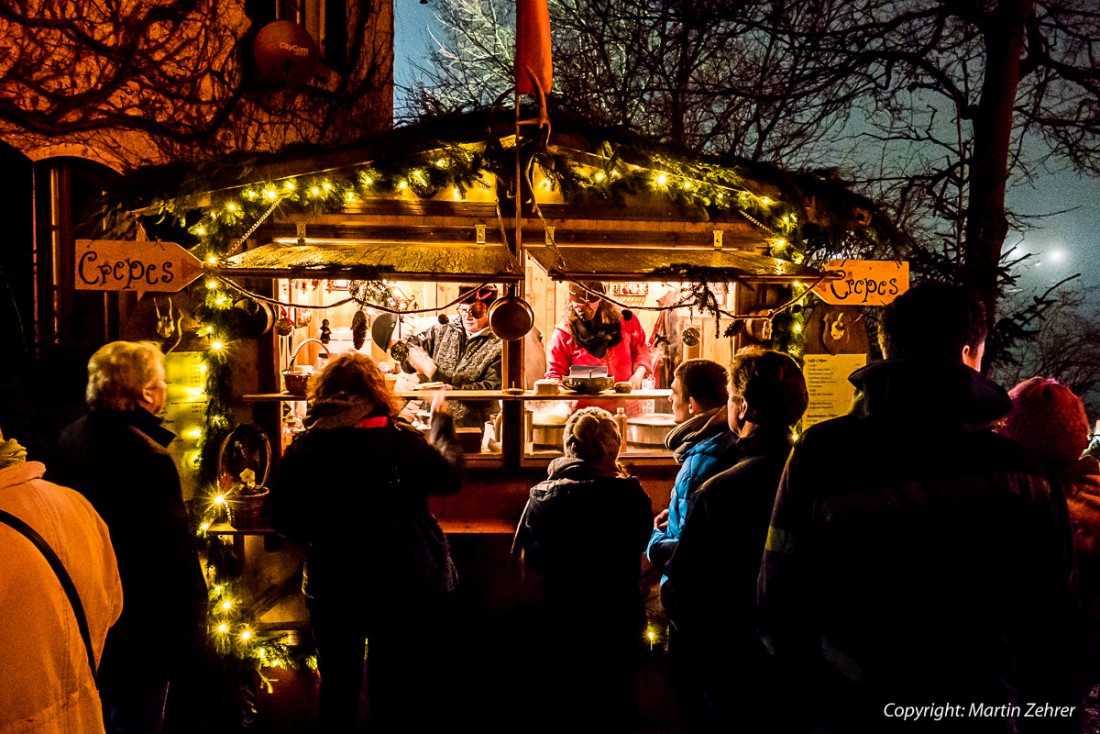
[{"left": 647, "top": 359, "right": 737, "bottom": 579}]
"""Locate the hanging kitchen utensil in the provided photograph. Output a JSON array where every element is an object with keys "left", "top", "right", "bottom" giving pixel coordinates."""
[
  {"left": 488, "top": 286, "right": 534, "bottom": 341},
  {"left": 371, "top": 312, "right": 398, "bottom": 352},
  {"left": 230, "top": 298, "right": 275, "bottom": 339},
  {"left": 389, "top": 315, "right": 409, "bottom": 361}
]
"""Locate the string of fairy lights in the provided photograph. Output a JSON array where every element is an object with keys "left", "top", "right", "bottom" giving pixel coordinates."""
[{"left": 147, "top": 137, "right": 813, "bottom": 670}]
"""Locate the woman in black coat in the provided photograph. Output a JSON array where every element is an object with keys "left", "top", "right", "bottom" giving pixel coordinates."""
[
  {"left": 49, "top": 341, "right": 207, "bottom": 734},
  {"left": 513, "top": 407, "right": 653, "bottom": 734},
  {"left": 272, "top": 352, "right": 464, "bottom": 733}
]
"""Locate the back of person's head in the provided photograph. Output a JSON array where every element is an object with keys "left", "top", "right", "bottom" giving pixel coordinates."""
[
  {"left": 86, "top": 341, "right": 164, "bottom": 411},
  {"left": 673, "top": 359, "right": 729, "bottom": 410},
  {"left": 729, "top": 348, "right": 809, "bottom": 428},
  {"left": 563, "top": 407, "right": 621, "bottom": 466},
  {"left": 880, "top": 282, "right": 987, "bottom": 361},
  {"left": 310, "top": 352, "right": 400, "bottom": 417},
  {"left": 998, "top": 377, "right": 1091, "bottom": 467}
]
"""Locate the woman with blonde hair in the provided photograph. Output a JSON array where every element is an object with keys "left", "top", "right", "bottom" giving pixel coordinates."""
[
  {"left": 513, "top": 407, "right": 653, "bottom": 733},
  {"left": 272, "top": 351, "right": 463, "bottom": 733}
]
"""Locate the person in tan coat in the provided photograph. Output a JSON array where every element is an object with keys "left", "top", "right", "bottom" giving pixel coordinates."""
[{"left": 0, "top": 427, "right": 123, "bottom": 734}]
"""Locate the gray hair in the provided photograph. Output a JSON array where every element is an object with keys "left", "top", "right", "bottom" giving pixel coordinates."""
[
  {"left": 563, "top": 407, "right": 621, "bottom": 465},
  {"left": 86, "top": 341, "right": 165, "bottom": 411}
]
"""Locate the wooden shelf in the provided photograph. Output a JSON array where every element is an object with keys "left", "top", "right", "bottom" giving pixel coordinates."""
[
  {"left": 241, "top": 389, "right": 672, "bottom": 403},
  {"left": 208, "top": 518, "right": 516, "bottom": 536}
]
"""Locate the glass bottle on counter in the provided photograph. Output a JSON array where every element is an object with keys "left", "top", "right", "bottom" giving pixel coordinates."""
[
  {"left": 641, "top": 376, "right": 656, "bottom": 414},
  {"left": 615, "top": 407, "right": 629, "bottom": 450}
]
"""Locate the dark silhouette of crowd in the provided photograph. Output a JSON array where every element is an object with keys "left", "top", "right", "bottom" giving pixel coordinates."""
[{"left": 2, "top": 281, "right": 1096, "bottom": 734}]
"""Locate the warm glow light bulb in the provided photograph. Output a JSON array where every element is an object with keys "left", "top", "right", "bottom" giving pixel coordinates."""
[
  {"left": 310, "top": 186, "right": 321, "bottom": 196},
  {"left": 655, "top": 173, "right": 669, "bottom": 187},
  {"left": 594, "top": 171, "right": 606, "bottom": 182},
  {"left": 195, "top": 226, "right": 206, "bottom": 236},
  {"left": 206, "top": 279, "right": 219, "bottom": 289},
  {"left": 263, "top": 188, "right": 277, "bottom": 201},
  {"left": 240, "top": 629, "right": 252, "bottom": 642},
  {"left": 761, "top": 197, "right": 772, "bottom": 206},
  {"left": 199, "top": 522, "right": 211, "bottom": 532},
  {"left": 211, "top": 340, "right": 225, "bottom": 351},
  {"left": 221, "top": 599, "right": 233, "bottom": 611},
  {"left": 206, "top": 255, "right": 219, "bottom": 266},
  {"left": 284, "top": 180, "right": 296, "bottom": 191},
  {"left": 227, "top": 202, "right": 238, "bottom": 212},
  {"left": 213, "top": 494, "right": 226, "bottom": 506},
  {"left": 793, "top": 323, "right": 803, "bottom": 334},
  {"left": 217, "top": 623, "right": 229, "bottom": 634}
]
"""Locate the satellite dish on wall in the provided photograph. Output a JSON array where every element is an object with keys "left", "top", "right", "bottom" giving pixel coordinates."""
[{"left": 253, "top": 20, "right": 318, "bottom": 87}]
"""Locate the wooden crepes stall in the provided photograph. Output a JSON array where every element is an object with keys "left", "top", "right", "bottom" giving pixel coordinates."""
[{"left": 144, "top": 108, "right": 836, "bottom": 650}]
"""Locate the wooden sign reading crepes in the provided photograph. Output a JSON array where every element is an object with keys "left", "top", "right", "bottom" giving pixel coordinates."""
[{"left": 75, "top": 239, "right": 203, "bottom": 297}]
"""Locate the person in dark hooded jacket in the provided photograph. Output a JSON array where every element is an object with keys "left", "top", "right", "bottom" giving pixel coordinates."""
[
  {"left": 272, "top": 352, "right": 464, "bottom": 734},
  {"left": 513, "top": 407, "right": 653, "bottom": 734},
  {"left": 758, "top": 283, "right": 1079, "bottom": 733}
]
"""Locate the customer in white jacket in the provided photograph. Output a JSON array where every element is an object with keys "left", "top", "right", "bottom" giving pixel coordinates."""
[{"left": 0, "top": 427, "right": 122, "bottom": 734}]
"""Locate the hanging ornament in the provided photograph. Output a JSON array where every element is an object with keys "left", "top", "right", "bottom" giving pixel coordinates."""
[
  {"left": 274, "top": 308, "right": 294, "bottom": 336},
  {"left": 293, "top": 308, "right": 313, "bottom": 329},
  {"left": 681, "top": 327, "right": 701, "bottom": 347},
  {"left": 351, "top": 310, "right": 368, "bottom": 350}
]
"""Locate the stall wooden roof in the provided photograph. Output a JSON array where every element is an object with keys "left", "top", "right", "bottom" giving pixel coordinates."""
[
  {"left": 526, "top": 245, "right": 820, "bottom": 283},
  {"left": 223, "top": 240, "right": 523, "bottom": 281}
]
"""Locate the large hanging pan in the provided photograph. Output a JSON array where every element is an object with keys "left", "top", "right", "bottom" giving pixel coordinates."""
[{"left": 489, "top": 287, "right": 534, "bottom": 341}]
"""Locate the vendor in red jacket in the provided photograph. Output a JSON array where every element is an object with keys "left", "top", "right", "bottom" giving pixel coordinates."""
[{"left": 545, "top": 281, "right": 653, "bottom": 414}]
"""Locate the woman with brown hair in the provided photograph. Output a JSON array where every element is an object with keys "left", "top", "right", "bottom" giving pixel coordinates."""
[{"left": 272, "top": 352, "right": 464, "bottom": 733}]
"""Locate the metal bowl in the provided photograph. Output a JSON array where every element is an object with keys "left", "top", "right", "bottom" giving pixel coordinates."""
[
  {"left": 626, "top": 413, "right": 677, "bottom": 446},
  {"left": 562, "top": 376, "right": 615, "bottom": 395},
  {"left": 531, "top": 422, "right": 566, "bottom": 448}
]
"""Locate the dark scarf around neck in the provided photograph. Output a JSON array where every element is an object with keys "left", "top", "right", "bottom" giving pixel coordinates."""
[{"left": 570, "top": 317, "right": 623, "bottom": 359}]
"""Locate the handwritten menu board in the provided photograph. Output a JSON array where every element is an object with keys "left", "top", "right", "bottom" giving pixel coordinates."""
[
  {"left": 803, "top": 354, "right": 867, "bottom": 429},
  {"left": 164, "top": 351, "right": 209, "bottom": 502}
]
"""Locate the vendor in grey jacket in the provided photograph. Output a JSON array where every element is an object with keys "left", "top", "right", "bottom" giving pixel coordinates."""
[{"left": 404, "top": 284, "right": 503, "bottom": 428}]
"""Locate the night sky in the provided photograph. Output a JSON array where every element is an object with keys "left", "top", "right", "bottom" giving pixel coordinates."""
[{"left": 393, "top": 3, "right": 1100, "bottom": 308}]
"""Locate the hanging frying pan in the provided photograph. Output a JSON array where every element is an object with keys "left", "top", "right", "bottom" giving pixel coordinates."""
[
  {"left": 489, "top": 287, "right": 535, "bottom": 341},
  {"left": 371, "top": 313, "right": 398, "bottom": 352}
]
